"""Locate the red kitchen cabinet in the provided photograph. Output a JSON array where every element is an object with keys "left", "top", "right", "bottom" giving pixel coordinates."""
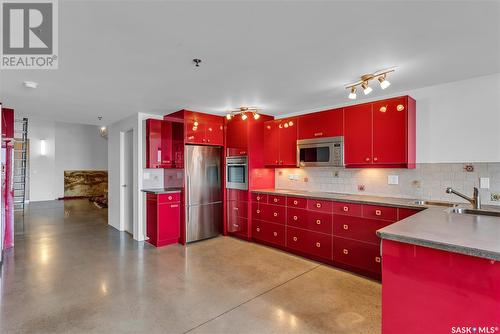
[
  {"left": 2, "top": 108, "right": 14, "bottom": 139},
  {"left": 225, "top": 115, "right": 248, "bottom": 154},
  {"left": 398, "top": 208, "right": 421, "bottom": 220},
  {"left": 146, "top": 192, "right": 181, "bottom": 247},
  {"left": 169, "top": 110, "right": 223, "bottom": 146},
  {"left": 298, "top": 108, "right": 343, "bottom": 140},
  {"left": 286, "top": 226, "right": 333, "bottom": 261},
  {"left": 344, "top": 96, "right": 416, "bottom": 168},
  {"left": 333, "top": 236, "right": 381, "bottom": 274},
  {"left": 227, "top": 189, "right": 249, "bottom": 238},
  {"left": 146, "top": 119, "right": 163, "bottom": 168},
  {"left": 333, "top": 215, "right": 391, "bottom": 244},
  {"left": 363, "top": 204, "right": 398, "bottom": 222},
  {"left": 252, "top": 220, "right": 285, "bottom": 247},
  {"left": 263, "top": 118, "right": 297, "bottom": 167},
  {"left": 344, "top": 103, "right": 373, "bottom": 166}
]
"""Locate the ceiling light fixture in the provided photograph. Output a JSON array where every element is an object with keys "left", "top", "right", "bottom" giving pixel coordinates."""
[
  {"left": 348, "top": 87, "right": 357, "bottom": 100},
  {"left": 23, "top": 81, "right": 38, "bottom": 89},
  {"left": 226, "top": 107, "right": 262, "bottom": 121},
  {"left": 345, "top": 67, "right": 396, "bottom": 99}
]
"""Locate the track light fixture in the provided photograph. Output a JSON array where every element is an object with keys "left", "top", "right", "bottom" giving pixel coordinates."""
[
  {"left": 225, "top": 107, "right": 262, "bottom": 121},
  {"left": 345, "top": 67, "right": 395, "bottom": 100}
]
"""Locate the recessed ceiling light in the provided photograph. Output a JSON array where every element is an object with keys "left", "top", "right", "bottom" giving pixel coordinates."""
[{"left": 23, "top": 81, "right": 38, "bottom": 89}]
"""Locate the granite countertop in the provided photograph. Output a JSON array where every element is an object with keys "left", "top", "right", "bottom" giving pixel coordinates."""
[
  {"left": 252, "top": 188, "right": 500, "bottom": 261},
  {"left": 141, "top": 188, "right": 182, "bottom": 194}
]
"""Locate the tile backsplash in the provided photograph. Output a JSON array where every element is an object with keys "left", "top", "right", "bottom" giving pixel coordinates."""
[{"left": 276, "top": 163, "right": 500, "bottom": 206}]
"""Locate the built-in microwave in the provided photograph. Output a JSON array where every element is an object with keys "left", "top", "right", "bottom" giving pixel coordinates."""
[
  {"left": 297, "top": 136, "right": 344, "bottom": 167},
  {"left": 226, "top": 156, "right": 248, "bottom": 190}
]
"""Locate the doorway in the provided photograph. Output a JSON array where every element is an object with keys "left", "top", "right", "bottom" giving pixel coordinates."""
[{"left": 121, "top": 129, "right": 134, "bottom": 235}]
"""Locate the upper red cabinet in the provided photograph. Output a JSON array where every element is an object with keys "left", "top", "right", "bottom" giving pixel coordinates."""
[
  {"left": 344, "top": 96, "right": 416, "bottom": 168},
  {"left": 298, "top": 108, "right": 343, "bottom": 140},
  {"left": 146, "top": 119, "right": 163, "bottom": 168},
  {"left": 264, "top": 118, "right": 297, "bottom": 167},
  {"left": 2, "top": 107, "right": 14, "bottom": 139},
  {"left": 185, "top": 111, "right": 223, "bottom": 146}
]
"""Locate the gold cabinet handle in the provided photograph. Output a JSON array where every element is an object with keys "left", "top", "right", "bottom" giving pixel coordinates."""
[
  {"left": 273, "top": 212, "right": 278, "bottom": 217},
  {"left": 170, "top": 204, "right": 178, "bottom": 208},
  {"left": 256, "top": 227, "right": 260, "bottom": 232},
  {"left": 233, "top": 207, "right": 238, "bottom": 211},
  {"left": 256, "top": 209, "right": 260, "bottom": 214},
  {"left": 273, "top": 198, "right": 278, "bottom": 203},
  {"left": 375, "top": 256, "right": 381, "bottom": 263},
  {"left": 373, "top": 157, "right": 378, "bottom": 162},
  {"left": 316, "top": 219, "right": 321, "bottom": 225},
  {"left": 293, "top": 215, "right": 298, "bottom": 221},
  {"left": 293, "top": 200, "right": 298, "bottom": 205},
  {"left": 168, "top": 196, "right": 172, "bottom": 200},
  {"left": 375, "top": 210, "right": 382, "bottom": 216},
  {"left": 343, "top": 224, "right": 349, "bottom": 230},
  {"left": 343, "top": 249, "right": 349, "bottom": 255},
  {"left": 343, "top": 206, "right": 349, "bottom": 212},
  {"left": 293, "top": 236, "right": 298, "bottom": 241},
  {"left": 273, "top": 232, "right": 278, "bottom": 237},
  {"left": 256, "top": 196, "right": 260, "bottom": 201},
  {"left": 316, "top": 242, "right": 321, "bottom": 248},
  {"left": 316, "top": 203, "right": 321, "bottom": 208},
  {"left": 365, "top": 157, "right": 370, "bottom": 162}
]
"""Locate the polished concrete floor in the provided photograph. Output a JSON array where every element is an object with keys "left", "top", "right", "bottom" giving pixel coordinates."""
[{"left": 0, "top": 200, "right": 381, "bottom": 334}]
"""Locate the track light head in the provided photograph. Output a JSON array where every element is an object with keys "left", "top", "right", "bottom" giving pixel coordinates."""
[
  {"left": 253, "top": 112, "right": 260, "bottom": 120},
  {"left": 348, "top": 87, "right": 357, "bottom": 100},
  {"left": 241, "top": 113, "right": 248, "bottom": 120},
  {"left": 378, "top": 75, "right": 391, "bottom": 89},
  {"left": 226, "top": 114, "right": 232, "bottom": 120},
  {"left": 361, "top": 81, "right": 372, "bottom": 95}
]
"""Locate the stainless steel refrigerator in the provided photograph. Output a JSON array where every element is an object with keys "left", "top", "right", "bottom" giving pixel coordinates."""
[{"left": 185, "top": 145, "right": 222, "bottom": 243}]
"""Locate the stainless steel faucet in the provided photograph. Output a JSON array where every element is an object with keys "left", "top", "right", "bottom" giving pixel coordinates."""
[{"left": 446, "top": 187, "right": 481, "bottom": 209}]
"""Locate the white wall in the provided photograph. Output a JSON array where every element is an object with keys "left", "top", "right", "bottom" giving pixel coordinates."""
[
  {"left": 28, "top": 118, "right": 108, "bottom": 201},
  {"left": 280, "top": 73, "right": 500, "bottom": 163},
  {"left": 107, "top": 112, "right": 162, "bottom": 241},
  {"left": 55, "top": 122, "right": 108, "bottom": 198}
]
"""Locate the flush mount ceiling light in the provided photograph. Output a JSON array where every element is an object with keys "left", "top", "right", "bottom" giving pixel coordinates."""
[
  {"left": 23, "top": 81, "right": 38, "bottom": 89},
  {"left": 345, "top": 67, "right": 395, "bottom": 99},
  {"left": 226, "top": 107, "right": 262, "bottom": 121}
]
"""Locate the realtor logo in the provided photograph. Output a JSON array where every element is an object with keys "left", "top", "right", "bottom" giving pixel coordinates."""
[{"left": 1, "top": 0, "right": 58, "bottom": 69}]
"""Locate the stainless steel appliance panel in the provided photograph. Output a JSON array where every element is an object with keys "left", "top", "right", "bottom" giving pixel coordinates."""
[
  {"left": 185, "top": 145, "right": 222, "bottom": 242},
  {"left": 226, "top": 156, "right": 248, "bottom": 190},
  {"left": 186, "top": 202, "right": 222, "bottom": 242},
  {"left": 297, "top": 136, "right": 344, "bottom": 167}
]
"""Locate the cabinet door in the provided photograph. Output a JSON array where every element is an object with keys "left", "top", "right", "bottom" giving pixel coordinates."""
[
  {"left": 146, "top": 195, "right": 158, "bottom": 244},
  {"left": 226, "top": 117, "right": 248, "bottom": 152},
  {"left": 185, "top": 112, "right": 206, "bottom": 144},
  {"left": 278, "top": 118, "right": 298, "bottom": 166},
  {"left": 263, "top": 121, "right": 280, "bottom": 166},
  {"left": 161, "top": 121, "right": 173, "bottom": 168},
  {"left": 344, "top": 104, "right": 373, "bottom": 166},
  {"left": 298, "top": 108, "right": 343, "bottom": 140},
  {"left": 205, "top": 116, "right": 224, "bottom": 145},
  {"left": 333, "top": 237, "right": 381, "bottom": 273},
  {"left": 158, "top": 202, "right": 180, "bottom": 244},
  {"left": 372, "top": 97, "right": 407, "bottom": 165},
  {"left": 172, "top": 122, "right": 185, "bottom": 168},
  {"left": 146, "top": 119, "right": 163, "bottom": 168}
]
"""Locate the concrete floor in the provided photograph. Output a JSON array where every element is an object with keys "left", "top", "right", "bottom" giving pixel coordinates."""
[{"left": 0, "top": 200, "right": 381, "bottom": 334}]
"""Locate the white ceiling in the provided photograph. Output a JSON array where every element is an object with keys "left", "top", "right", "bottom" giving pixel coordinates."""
[{"left": 1, "top": 0, "right": 499, "bottom": 125}]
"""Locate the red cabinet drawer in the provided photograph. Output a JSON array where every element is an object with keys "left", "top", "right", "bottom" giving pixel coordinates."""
[
  {"left": 262, "top": 203, "right": 286, "bottom": 225},
  {"left": 228, "top": 216, "right": 248, "bottom": 237},
  {"left": 307, "top": 199, "right": 333, "bottom": 212},
  {"left": 286, "top": 227, "right": 333, "bottom": 261},
  {"left": 398, "top": 208, "right": 421, "bottom": 220},
  {"left": 227, "top": 189, "right": 248, "bottom": 202},
  {"left": 228, "top": 200, "right": 248, "bottom": 219},
  {"left": 269, "top": 195, "right": 286, "bottom": 206},
  {"left": 252, "top": 221, "right": 285, "bottom": 246},
  {"left": 252, "top": 202, "right": 263, "bottom": 220},
  {"left": 307, "top": 211, "right": 333, "bottom": 234},
  {"left": 252, "top": 193, "right": 268, "bottom": 203},
  {"left": 333, "top": 215, "right": 391, "bottom": 244},
  {"left": 363, "top": 205, "right": 397, "bottom": 222},
  {"left": 287, "top": 196, "right": 307, "bottom": 208},
  {"left": 287, "top": 207, "right": 308, "bottom": 228},
  {"left": 332, "top": 202, "right": 362, "bottom": 217},
  {"left": 333, "top": 237, "right": 381, "bottom": 273},
  {"left": 158, "top": 192, "right": 181, "bottom": 203}
]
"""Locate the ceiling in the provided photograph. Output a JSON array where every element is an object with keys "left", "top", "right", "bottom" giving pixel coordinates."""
[{"left": 1, "top": 0, "right": 499, "bottom": 125}]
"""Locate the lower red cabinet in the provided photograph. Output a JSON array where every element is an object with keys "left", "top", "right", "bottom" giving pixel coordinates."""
[
  {"left": 252, "top": 220, "right": 285, "bottom": 246},
  {"left": 227, "top": 189, "right": 249, "bottom": 238},
  {"left": 398, "top": 208, "right": 421, "bottom": 220},
  {"left": 333, "top": 215, "right": 392, "bottom": 244},
  {"left": 286, "top": 227, "right": 332, "bottom": 260},
  {"left": 146, "top": 192, "right": 181, "bottom": 247},
  {"left": 333, "top": 237, "right": 381, "bottom": 274}
]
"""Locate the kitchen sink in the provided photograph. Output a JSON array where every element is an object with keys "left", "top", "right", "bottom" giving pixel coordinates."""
[
  {"left": 413, "top": 200, "right": 457, "bottom": 207},
  {"left": 448, "top": 208, "right": 500, "bottom": 217}
]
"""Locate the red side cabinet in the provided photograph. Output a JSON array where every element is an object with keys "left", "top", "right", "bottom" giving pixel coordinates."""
[
  {"left": 263, "top": 118, "right": 297, "bottom": 167},
  {"left": 146, "top": 192, "right": 181, "bottom": 247},
  {"left": 344, "top": 103, "right": 373, "bottom": 166},
  {"left": 146, "top": 119, "right": 163, "bottom": 168}
]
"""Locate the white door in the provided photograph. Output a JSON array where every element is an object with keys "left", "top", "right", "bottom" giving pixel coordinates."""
[{"left": 123, "top": 130, "right": 134, "bottom": 234}]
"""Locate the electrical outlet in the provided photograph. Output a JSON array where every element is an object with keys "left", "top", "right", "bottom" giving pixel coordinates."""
[
  {"left": 358, "top": 185, "right": 365, "bottom": 191},
  {"left": 491, "top": 193, "right": 500, "bottom": 202},
  {"left": 388, "top": 175, "right": 399, "bottom": 185},
  {"left": 288, "top": 174, "right": 294, "bottom": 180}
]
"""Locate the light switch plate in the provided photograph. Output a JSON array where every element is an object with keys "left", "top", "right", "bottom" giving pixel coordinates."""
[
  {"left": 388, "top": 175, "right": 399, "bottom": 185},
  {"left": 480, "top": 177, "right": 490, "bottom": 189},
  {"left": 288, "top": 174, "right": 295, "bottom": 180}
]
